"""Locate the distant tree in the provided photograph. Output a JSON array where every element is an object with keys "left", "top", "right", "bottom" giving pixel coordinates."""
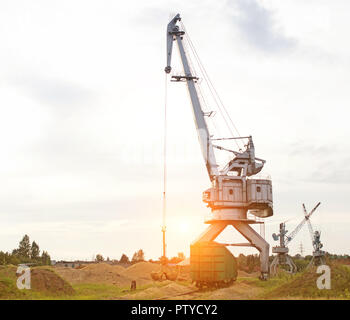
[
  {"left": 138, "top": 249, "right": 145, "bottom": 261},
  {"left": 95, "top": 254, "right": 104, "bottom": 262},
  {"left": 106, "top": 257, "right": 110, "bottom": 262},
  {"left": 169, "top": 256, "right": 181, "bottom": 264},
  {"left": 31, "top": 241, "right": 40, "bottom": 259},
  {"left": 159, "top": 256, "right": 169, "bottom": 265},
  {"left": 120, "top": 254, "right": 130, "bottom": 264},
  {"left": 237, "top": 254, "right": 247, "bottom": 271},
  {"left": 178, "top": 252, "right": 185, "bottom": 261},
  {"left": 246, "top": 255, "right": 259, "bottom": 273},
  {"left": 0, "top": 251, "right": 6, "bottom": 265},
  {"left": 168, "top": 252, "right": 186, "bottom": 264},
  {"left": 18, "top": 235, "right": 31, "bottom": 258},
  {"left": 41, "top": 251, "right": 51, "bottom": 265},
  {"left": 9, "top": 253, "right": 20, "bottom": 265},
  {"left": 131, "top": 249, "right": 145, "bottom": 263},
  {"left": 0, "top": 235, "right": 51, "bottom": 265}
]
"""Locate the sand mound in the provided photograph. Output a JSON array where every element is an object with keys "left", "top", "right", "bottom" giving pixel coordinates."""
[
  {"left": 79, "top": 263, "right": 127, "bottom": 275},
  {"left": 122, "top": 281, "right": 191, "bottom": 300},
  {"left": 121, "top": 262, "right": 161, "bottom": 280},
  {"left": 205, "top": 281, "right": 260, "bottom": 300},
  {"left": 157, "top": 282, "right": 191, "bottom": 296},
  {"left": 238, "top": 270, "right": 260, "bottom": 278},
  {"left": 0, "top": 266, "right": 74, "bottom": 298},
  {"left": 55, "top": 263, "right": 135, "bottom": 287},
  {"left": 56, "top": 262, "right": 168, "bottom": 288},
  {"left": 238, "top": 270, "right": 250, "bottom": 277},
  {"left": 112, "top": 265, "right": 128, "bottom": 273},
  {"left": 31, "top": 268, "right": 75, "bottom": 295},
  {"left": 82, "top": 263, "right": 125, "bottom": 273}
]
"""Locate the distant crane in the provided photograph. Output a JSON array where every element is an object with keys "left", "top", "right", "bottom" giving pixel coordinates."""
[
  {"left": 270, "top": 202, "right": 321, "bottom": 275},
  {"left": 303, "top": 203, "right": 326, "bottom": 267}
]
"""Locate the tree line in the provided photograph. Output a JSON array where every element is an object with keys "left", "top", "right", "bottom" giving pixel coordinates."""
[
  {"left": 94, "top": 250, "right": 186, "bottom": 265},
  {"left": 0, "top": 234, "right": 51, "bottom": 266},
  {"left": 238, "top": 252, "right": 350, "bottom": 273},
  {"left": 94, "top": 249, "right": 146, "bottom": 264}
]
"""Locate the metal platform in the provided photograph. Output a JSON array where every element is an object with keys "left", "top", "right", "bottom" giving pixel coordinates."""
[{"left": 205, "top": 217, "right": 263, "bottom": 224}]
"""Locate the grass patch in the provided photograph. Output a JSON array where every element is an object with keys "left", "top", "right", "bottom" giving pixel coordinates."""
[
  {"left": 71, "top": 280, "right": 186, "bottom": 300},
  {"left": 71, "top": 283, "right": 127, "bottom": 300},
  {"left": 0, "top": 265, "right": 75, "bottom": 300},
  {"left": 238, "top": 271, "right": 292, "bottom": 289},
  {"left": 0, "top": 263, "right": 192, "bottom": 300},
  {"left": 262, "top": 264, "right": 350, "bottom": 299},
  {"left": 2, "top": 264, "right": 350, "bottom": 300}
]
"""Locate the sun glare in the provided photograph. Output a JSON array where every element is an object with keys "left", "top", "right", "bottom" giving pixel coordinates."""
[{"left": 178, "top": 222, "right": 190, "bottom": 233}]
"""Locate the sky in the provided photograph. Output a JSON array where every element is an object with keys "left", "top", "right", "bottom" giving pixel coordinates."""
[{"left": 0, "top": 0, "right": 349, "bottom": 261}]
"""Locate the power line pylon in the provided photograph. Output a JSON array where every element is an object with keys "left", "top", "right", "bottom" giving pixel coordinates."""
[{"left": 299, "top": 242, "right": 304, "bottom": 257}]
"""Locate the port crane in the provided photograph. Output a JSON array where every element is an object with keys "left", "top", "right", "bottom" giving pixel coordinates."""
[
  {"left": 303, "top": 203, "right": 326, "bottom": 267},
  {"left": 270, "top": 202, "right": 321, "bottom": 274},
  {"left": 165, "top": 14, "right": 273, "bottom": 279}
]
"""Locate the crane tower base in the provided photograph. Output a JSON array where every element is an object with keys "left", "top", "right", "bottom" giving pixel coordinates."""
[
  {"left": 270, "top": 250, "right": 297, "bottom": 275},
  {"left": 192, "top": 220, "right": 270, "bottom": 280}
]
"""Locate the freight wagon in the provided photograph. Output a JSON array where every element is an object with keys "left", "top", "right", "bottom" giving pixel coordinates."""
[{"left": 190, "top": 241, "right": 237, "bottom": 289}]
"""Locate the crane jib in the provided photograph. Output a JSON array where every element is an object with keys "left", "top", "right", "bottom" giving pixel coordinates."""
[{"left": 165, "top": 16, "right": 219, "bottom": 180}]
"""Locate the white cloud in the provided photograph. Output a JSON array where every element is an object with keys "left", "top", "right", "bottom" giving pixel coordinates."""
[{"left": 229, "top": 0, "right": 297, "bottom": 52}]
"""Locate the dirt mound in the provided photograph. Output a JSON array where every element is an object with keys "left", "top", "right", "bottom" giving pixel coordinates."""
[
  {"left": 175, "top": 265, "right": 190, "bottom": 281},
  {"left": 237, "top": 270, "right": 260, "bottom": 278},
  {"left": 122, "top": 281, "right": 191, "bottom": 300},
  {"left": 82, "top": 263, "right": 125, "bottom": 274},
  {"left": 0, "top": 266, "right": 74, "bottom": 298},
  {"left": 157, "top": 282, "right": 192, "bottom": 296},
  {"left": 121, "top": 262, "right": 161, "bottom": 280},
  {"left": 112, "top": 265, "right": 127, "bottom": 273},
  {"left": 238, "top": 270, "right": 250, "bottom": 277},
  {"left": 55, "top": 263, "right": 134, "bottom": 287},
  {"left": 56, "top": 262, "right": 170, "bottom": 288},
  {"left": 31, "top": 268, "right": 74, "bottom": 295},
  {"left": 204, "top": 281, "right": 261, "bottom": 300}
]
